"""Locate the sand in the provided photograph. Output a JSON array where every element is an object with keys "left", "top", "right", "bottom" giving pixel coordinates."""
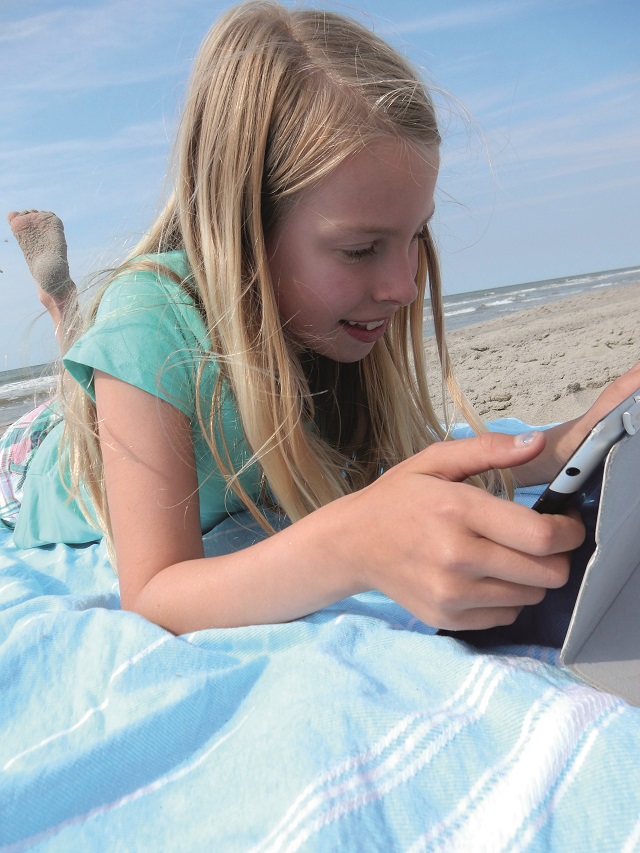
[
  {"left": 2, "top": 281, "right": 638, "bottom": 435},
  {"left": 425, "top": 281, "right": 640, "bottom": 426}
]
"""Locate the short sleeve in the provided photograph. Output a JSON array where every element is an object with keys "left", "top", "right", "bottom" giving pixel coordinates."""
[
  {"left": 53, "top": 250, "right": 261, "bottom": 538},
  {"left": 64, "top": 252, "right": 211, "bottom": 419}
]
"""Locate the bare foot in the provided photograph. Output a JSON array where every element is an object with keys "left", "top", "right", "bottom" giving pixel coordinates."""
[
  {"left": 8, "top": 210, "right": 79, "bottom": 353},
  {"left": 8, "top": 210, "right": 76, "bottom": 306}
]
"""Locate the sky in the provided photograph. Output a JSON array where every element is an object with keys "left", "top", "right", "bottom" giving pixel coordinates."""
[{"left": 1, "top": 0, "right": 638, "bottom": 370}]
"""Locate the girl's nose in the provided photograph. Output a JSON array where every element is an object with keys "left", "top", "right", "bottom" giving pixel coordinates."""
[{"left": 373, "top": 255, "right": 419, "bottom": 307}]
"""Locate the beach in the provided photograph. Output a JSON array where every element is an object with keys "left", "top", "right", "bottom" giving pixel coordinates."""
[
  {"left": 1, "top": 277, "right": 639, "bottom": 433},
  {"left": 426, "top": 281, "right": 640, "bottom": 426}
]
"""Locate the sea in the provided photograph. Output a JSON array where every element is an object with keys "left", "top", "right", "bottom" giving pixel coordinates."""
[{"left": 1, "top": 264, "right": 638, "bottom": 429}]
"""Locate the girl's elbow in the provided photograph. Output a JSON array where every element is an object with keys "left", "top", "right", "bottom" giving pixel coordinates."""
[{"left": 119, "top": 584, "right": 179, "bottom": 634}]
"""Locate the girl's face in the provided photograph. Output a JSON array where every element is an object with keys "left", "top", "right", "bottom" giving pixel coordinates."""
[{"left": 267, "top": 138, "right": 439, "bottom": 363}]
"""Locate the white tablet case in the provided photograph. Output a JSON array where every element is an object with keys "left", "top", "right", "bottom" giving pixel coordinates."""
[{"left": 561, "top": 430, "right": 640, "bottom": 706}]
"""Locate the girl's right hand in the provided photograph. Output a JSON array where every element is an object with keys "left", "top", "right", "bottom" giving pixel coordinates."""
[{"left": 331, "top": 430, "right": 585, "bottom": 632}]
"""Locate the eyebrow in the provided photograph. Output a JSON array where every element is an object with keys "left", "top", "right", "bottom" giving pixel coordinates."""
[{"left": 326, "top": 206, "right": 436, "bottom": 237}]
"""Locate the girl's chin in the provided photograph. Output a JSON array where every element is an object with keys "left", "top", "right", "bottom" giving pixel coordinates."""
[{"left": 303, "top": 341, "right": 376, "bottom": 364}]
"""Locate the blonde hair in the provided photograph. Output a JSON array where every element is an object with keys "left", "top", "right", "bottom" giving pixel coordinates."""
[{"left": 63, "top": 1, "right": 499, "bottom": 547}]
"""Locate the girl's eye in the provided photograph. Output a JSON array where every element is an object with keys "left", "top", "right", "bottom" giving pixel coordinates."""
[
  {"left": 341, "top": 225, "right": 428, "bottom": 262},
  {"left": 342, "top": 244, "right": 376, "bottom": 261}
]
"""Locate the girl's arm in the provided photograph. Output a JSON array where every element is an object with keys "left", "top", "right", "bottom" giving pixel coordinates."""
[
  {"left": 96, "top": 371, "right": 584, "bottom": 634},
  {"left": 96, "top": 369, "right": 358, "bottom": 630},
  {"left": 510, "top": 361, "right": 640, "bottom": 488}
]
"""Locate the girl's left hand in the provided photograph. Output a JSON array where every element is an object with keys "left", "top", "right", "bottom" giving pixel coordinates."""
[{"left": 513, "top": 360, "right": 640, "bottom": 487}]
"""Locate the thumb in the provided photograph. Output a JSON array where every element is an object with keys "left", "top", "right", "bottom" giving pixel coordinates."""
[{"left": 415, "top": 430, "right": 545, "bottom": 483}]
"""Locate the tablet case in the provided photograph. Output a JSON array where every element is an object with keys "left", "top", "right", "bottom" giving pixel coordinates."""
[{"left": 561, "top": 429, "right": 640, "bottom": 706}]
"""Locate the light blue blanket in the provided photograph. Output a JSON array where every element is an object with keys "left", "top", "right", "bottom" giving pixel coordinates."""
[{"left": 2, "top": 420, "right": 640, "bottom": 851}]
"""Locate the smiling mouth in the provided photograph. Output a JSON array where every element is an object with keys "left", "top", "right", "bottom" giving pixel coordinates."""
[{"left": 342, "top": 319, "right": 385, "bottom": 331}]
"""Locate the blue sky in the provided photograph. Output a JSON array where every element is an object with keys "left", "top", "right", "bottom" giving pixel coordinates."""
[{"left": 1, "top": 0, "right": 638, "bottom": 370}]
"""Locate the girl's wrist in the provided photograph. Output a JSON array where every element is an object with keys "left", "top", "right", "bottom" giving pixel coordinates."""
[
  {"left": 535, "top": 416, "right": 589, "bottom": 485},
  {"left": 308, "top": 497, "right": 372, "bottom": 599}
]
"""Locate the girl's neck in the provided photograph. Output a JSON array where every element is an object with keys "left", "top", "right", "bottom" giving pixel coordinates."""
[{"left": 301, "top": 353, "right": 369, "bottom": 456}]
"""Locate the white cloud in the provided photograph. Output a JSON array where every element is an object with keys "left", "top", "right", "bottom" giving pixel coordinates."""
[
  {"left": 477, "top": 70, "right": 640, "bottom": 127},
  {"left": 0, "top": 120, "right": 172, "bottom": 165},
  {"left": 437, "top": 64, "right": 640, "bottom": 180},
  {"left": 8, "top": 63, "right": 186, "bottom": 95},
  {"left": 380, "top": 0, "right": 541, "bottom": 35},
  {"left": 0, "top": 0, "right": 219, "bottom": 97},
  {"left": 0, "top": 10, "right": 64, "bottom": 42},
  {"left": 382, "top": 0, "right": 603, "bottom": 35}
]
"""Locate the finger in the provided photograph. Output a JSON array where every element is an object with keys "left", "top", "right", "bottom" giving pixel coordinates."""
[
  {"left": 439, "top": 605, "right": 525, "bottom": 632},
  {"left": 460, "top": 486, "right": 586, "bottom": 557},
  {"left": 414, "top": 431, "right": 546, "bottom": 484},
  {"left": 462, "top": 540, "right": 572, "bottom": 593},
  {"left": 436, "top": 570, "right": 561, "bottom": 633},
  {"left": 426, "top": 532, "right": 572, "bottom": 603},
  {"left": 419, "top": 476, "right": 586, "bottom": 560}
]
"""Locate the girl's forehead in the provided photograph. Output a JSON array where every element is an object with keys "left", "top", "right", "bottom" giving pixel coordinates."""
[
  {"left": 270, "top": 139, "right": 438, "bottom": 242},
  {"left": 300, "top": 141, "right": 439, "bottom": 213}
]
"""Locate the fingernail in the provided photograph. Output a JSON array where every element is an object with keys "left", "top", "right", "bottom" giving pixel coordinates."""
[{"left": 515, "top": 431, "right": 538, "bottom": 447}]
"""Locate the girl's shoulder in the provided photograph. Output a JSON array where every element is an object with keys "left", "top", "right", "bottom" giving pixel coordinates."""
[
  {"left": 64, "top": 249, "right": 213, "bottom": 420},
  {"left": 98, "top": 250, "right": 194, "bottom": 315}
]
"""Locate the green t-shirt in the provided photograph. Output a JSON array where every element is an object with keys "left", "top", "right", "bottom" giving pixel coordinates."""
[{"left": 13, "top": 250, "right": 261, "bottom": 548}]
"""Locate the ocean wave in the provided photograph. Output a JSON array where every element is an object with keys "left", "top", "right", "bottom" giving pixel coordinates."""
[
  {"left": 518, "top": 295, "right": 547, "bottom": 304},
  {"left": 0, "top": 375, "right": 56, "bottom": 401},
  {"left": 483, "top": 298, "right": 514, "bottom": 307},
  {"left": 443, "top": 296, "right": 489, "bottom": 308},
  {"left": 444, "top": 307, "right": 476, "bottom": 317}
]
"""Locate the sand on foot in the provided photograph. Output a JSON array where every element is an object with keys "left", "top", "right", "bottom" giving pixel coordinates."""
[{"left": 7, "top": 210, "right": 75, "bottom": 300}]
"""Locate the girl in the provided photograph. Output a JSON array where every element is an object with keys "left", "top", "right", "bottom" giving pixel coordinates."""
[{"left": 2, "top": 1, "right": 638, "bottom": 636}]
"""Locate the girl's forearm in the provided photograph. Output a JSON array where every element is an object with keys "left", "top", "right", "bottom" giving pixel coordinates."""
[
  {"left": 127, "top": 433, "right": 587, "bottom": 636},
  {"left": 510, "top": 363, "right": 640, "bottom": 488},
  {"left": 129, "top": 503, "right": 363, "bottom": 633},
  {"left": 509, "top": 420, "right": 580, "bottom": 488}
]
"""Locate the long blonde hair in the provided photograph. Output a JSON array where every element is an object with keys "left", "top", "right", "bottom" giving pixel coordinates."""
[{"left": 63, "top": 1, "right": 498, "bottom": 546}]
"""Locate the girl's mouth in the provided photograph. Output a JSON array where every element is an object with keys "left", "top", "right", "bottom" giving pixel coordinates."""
[
  {"left": 339, "top": 318, "right": 388, "bottom": 343},
  {"left": 344, "top": 319, "right": 385, "bottom": 331}
]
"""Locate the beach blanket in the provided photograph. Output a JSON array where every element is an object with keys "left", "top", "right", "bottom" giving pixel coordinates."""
[{"left": 2, "top": 420, "right": 640, "bottom": 852}]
